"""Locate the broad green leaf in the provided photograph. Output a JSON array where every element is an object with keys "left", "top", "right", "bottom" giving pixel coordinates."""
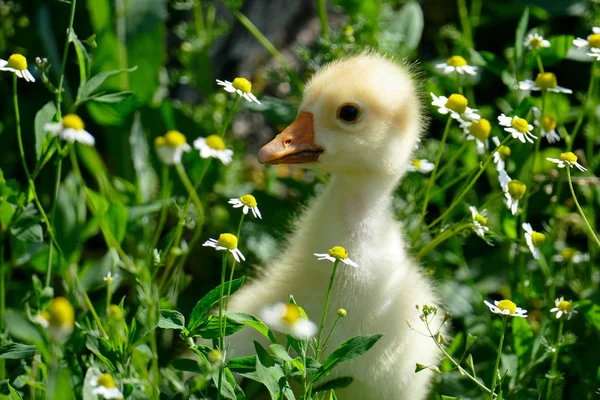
[
  {"left": 7, "top": 385, "right": 23, "bottom": 400},
  {"left": 47, "top": 367, "right": 75, "bottom": 400},
  {"left": 579, "top": 301, "right": 600, "bottom": 331},
  {"left": 70, "top": 29, "right": 91, "bottom": 84},
  {"left": 269, "top": 343, "right": 293, "bottom": 362},
  {"left": 158, "top": 309, "right": 186, "bottom": 330},
  {"left": 465, "top": 333, "right": 477, "bottom": 351},
  {"left": 225, "top": 311, "right": 277, "bottom": 343},
  {"left": 171, "top": 358, "right": 203, "bottom": 373},
  {"left": 539, "top": 35, "right": 575, "bottom": 67},
  {"left": 87, "top": 91, "right": 134, "bottom": 104},
  {"left": 10, "top": 207, "right": 43, "bottom": 243},
  {"left": 514, "top": 7, "right": 529, "bottom": 62},
  {"left": 0, "top": 201, "right": 16, "bottom": 231},
  {"left": 77, "top": 67, "right": 137, "bottom": 101},
  {"left": 512, "top": 317, "right": 533, "bottom": 368},
  {"left": 311, "top": 334, "right": 383, "bottom": 383},
  {"left": 129, "top": 113, "right": 158, "bottom": 203},
  {"left": 187, "top": 277, "right": 245, "bottom": 332},
  {"left": 34, "top": 101, "right": 57, "bottom": 161},
  {"left": 193, "top": 316, "right": 244, "bottom": 339},
  {"left": 0, "top": 343, "right": 37, "bottom": 359},
  {"left": 313, "top": 377, "right": 354, "bottom": 392},
  {"left": 240, "top": 342, "right": 288, "bottom": 399},
  {"left": 4, "top": 310, "right": 45, "bottom": 345},
  {"left": 86, "top": 336, "right": 115, "bottom": 370},
  {"left": 227, "top": 356, "right": 257, "bottom": 373},
  {"left": 105, "top": 202, "right": 128, "bottom": 244}
]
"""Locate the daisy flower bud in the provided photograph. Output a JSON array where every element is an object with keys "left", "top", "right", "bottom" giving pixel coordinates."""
[
  {"left": 519, "top": 72, "right": 572, "bottom": 94},
  {"left": 431, "top": 93, "right": 480, "bottom": 122},
  {"left": 498, "top": 114, "right": 536, "bottom": 144},
  {"left": 546, "top": 151, "right": 587, "bottom": 172},
  {"left": 461, "top": 118, "right": 491, "bottom": 154},
  {"left": 91, "top": 373, "right": 123, "bottom": 399},
  {"left": 407, "top": 159, "right": 435, "bottom": 174},
  {"left": 436, "top": 55, "right": 477, "bottom": 75},
  {"left": 0, "top": 53, "right": 35, "bottom": 82},
  {"left": 193, "top": 134, "right": 233, "bottom": 165},
  {"left": 523, "top": 223, "right": 545, "bottom": 259},
  {"left": 48, "top": 297, "right": 75, "bottom": 342},
  {"left": 337, "top": 308, "right": 347, "bottom": 318},
  {"left": 228, "top": 194, "right": 262, "bottom": 219},
  {"left": 261, "top": 302, "right": 317, "bottom": 339},
  {"left": 203, "top": 233, "right": 245, "bottom": 263},
  {"left": 154, "top": 130, "right": 191, "bottom": 165},
  {"left": 550, "top": 297, "right": 577, "bottom": 320},
  {"left": 216, "top": 77, "right": 261, "bottom": 104},
  {"left": 314, "top": 246, "right": 359, "bottom": 268},
  {"left": 44, "top": 114, "right": 96, "bottom": 146},
  {"left": 484, "top": 299, "right": 527, "bottom": 318}
]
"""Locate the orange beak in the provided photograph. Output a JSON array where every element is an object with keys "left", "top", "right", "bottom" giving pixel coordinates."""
[{"left": 258, "top": 111, "right": 323, "bottom": 164}]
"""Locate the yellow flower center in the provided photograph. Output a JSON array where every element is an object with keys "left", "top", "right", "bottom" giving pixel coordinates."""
[
  {"left": 7, "top": 54, "right": 27, "bottom": 70},
  {"left": 542, "top": 115, "right": 556, "bottom": 132},
  {"left": 474, "top": 214, "right": 487, "bottom": 226},
  {"left": 498, "top": 145, "right": 511, "bottom": 160},
  {"left": 560, "top": 247, "right": 576, "bottom": 261},
  {"left": 282, "top": 304, "right": 302, "bottom": 325},
  {"left": 232, "top": 77, "right": 252, "bottom": 93},
  {"left": 529, "top": 37, "right": 543, "bottom": 48},
  {"left": 534, "top": 72, "right": 558, "bottom": 90},
  {"left": 217, "top": 233, "right": 238, "bottom": 250},
  {"left": 446, "top": 94, "right": 468, "bottom": 114},
  {"left": 447, "top": 55, "right": 467, "bottom": 67},
  {"left": 240, "top": 194, "right": 257, "bottom": 207},
  {"left": 508, "top": 180, "right": 527, "bottom": 200},
  {"left": 109, "top": 305, "right": 124, "bottom": 321},
  {"left": 49, "top": 297, "right": 74, "bottom": 328},
  {"left": 511, "top": 117, "right": 530, "bottom": 133},
  {"left": 154, "top": 136, "right": 166, "bottom": 147},
  {"left": 62, "top": 114, "right": 84, "bottom": 131},
  {"left": 557, "top": 300, "right": 574, "bottom": 313},
  {"left": 40, "top": 311, "right": 50, "bottom": 322},
  {"left": 97, "top": 373, "right": 117, "bottom": 389},
  {"left": 588, "top": 33, "right": 600, "bottom": 48},
  {"left": 205, "top": 134, "right": 226, "bottom": 150},
  {"left": 328, "top": 246, "right": 349, "bottom": 260},
  {"left": 468, "top": 119, "right": 491, "bottom": 141},
  {"left": 497, "top": 299, "right": 517, "bottom": 315},
  {"left": 531, "top": 231, "right": 546, "bottom": 247},
  {"left": 412, "top": 159, "right": 422, "bottom": 168},
  {"left": 559, "top": 152, "right": 578, "bottom": 164},
  {"left": 164, "top": 130, "right": 187, "bottom": 147}
]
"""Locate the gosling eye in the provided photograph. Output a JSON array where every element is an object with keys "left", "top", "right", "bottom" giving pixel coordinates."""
[{"left": 337, "top": 103, "right": 360, "bottom": 124}]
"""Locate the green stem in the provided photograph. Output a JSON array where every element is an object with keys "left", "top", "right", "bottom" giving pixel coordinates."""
[
  {"left": 457, "top": 0, "right": 473, "bottom": 48},
  {"left": 456, "top": 70, "right": 463, "bottom": 94},
  {"left": 77, "top": 276, "right": 108, "bottom": 338},
  {"left": 536, "top": 54, "right": 545, "bottom": 73},
  {"left": 321, "top": 315, "right": 342, "bottom": 355},
  {"left": 224, "top": 213, "right": 245, "bottom": 310},
  {"left": 568, "top": 61, "right": 598, "bottom": 151},
  {"left": 316, "top": 0, "right": 328, "bottom": 40},
  {"left": 216, "top": 252, "right": 228, "bottom": 400},
  {"left": 105, "top": 277, "right": 112, "bottom": 314},
  {"left": 415, "top": 116, "right": 453, "bottom": 239},
  {"left": 428, "top": 135, "right": 513, "bottom": 230},
  {"left": 417, "top": 222, "right": 471, "bottom": 259},
  {"left": 436, "top": 141, "right": 469, "bottom": 178},
  {"left": 46, "top": 155, "right": 64, "bottom": 288},
  {"left": 193, "top": 0, "right": 205, "bottom": 36},
  {"left": 0, "top": 231, "right": 5, "bottom": 380},
  {"left": 566, "top": 167, "right": 600, "bottom": 248},
  {"left": 55, "top": 0, "right": 77, "bottom": 118},
  {"left": 147, "top": 166, "right": 171, "bottom": 272},
  {"left": 220, "top": 97, "right": 241, "bottom": 138},
  {"left": 316, "top": 259, "right": 340, "bottom": 360},
  {"left": 490, "top": 317, "right": 508, "bottom": 400},
  {"left": 545, "top": 318, "right": 564, "bottom": 399}
]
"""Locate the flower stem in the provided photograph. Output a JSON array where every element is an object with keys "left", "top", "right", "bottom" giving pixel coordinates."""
[
  {"left": 490, "top": 317, "right": 508, "bottom": 400},
  {"left": 0, "top": 231, "right": 5, "bottom": 380},
  {"left": 147, "top": 166, "right": 171, "bottom": 272},
  {"left": 316, "top": 0, "right": 328, "bottom": 40},
  {"left": 76, "top": 275, "right": 108, "bottom": 338},
  {"left": 536, "top": 54, "right": 545, "bottom": 73},
  {"left": 46, "top": 153, "right": 64, "bottom": 288},
  {"left": 216, "top": 252, "right": 228, "bottom": 400},
  {"left": 545, "top": 318, "right": 564, "bottom": 399},
  {"left": 417, "top": 222, "right": 471, "bottom": 260},
  {"left": 566, "top": 167, "right": 600, "bottom": 248},
  {"left": 192, "top": 0, "right": 205, "bottom": 36},
  {"left": 316, "top": 259, "right": 340, "bottom": 360},
  {"left": 55, "top": 0, "right": 77, "bottom": 117},
  {"left": 415, "top": 116, "right": 453, "bottom": 240},
  {"left": 457, "top": 0, "right": 473, "bottom": 48},
  {"left": 220, "top": 97, "right": 241, "bottom": 138},
  {"left": 224, "top": 213, "right": 245, "bottom": 310},
  {"left": 105, "top": 277, "right": 112, "bottom": 314},
  {"left": 321, "top": 315, "right": 342, "bottom": 355},
  {"left": 567, "top": 60, "right": 597, "bottom": 151}
]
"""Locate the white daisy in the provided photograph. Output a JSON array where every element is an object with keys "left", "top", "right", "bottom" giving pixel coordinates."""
[
  {"left": 91, "top": 373, "right": 123, "bottom": 399},
  {"left": 499, "top": 170, "right": 526, "bottom": 215},
  {"left": 435, "top": 55, "right": 477, "bottom": 75},
  {"left": 260, "top": 302, "right": 317, "bottom": 339},
  {"left": 573, "top": 27, "right": 600, "bottom": 53},
  {"left": 492, "top": 137, "right": 511, "bottom": 171},
  {"left": 484, "top": 299, "right": 527, "bottom": 318},
  {"left": 586, "top": 48, "right": 600, "bottom": 61},
  {"left": 31, "top": 312, "right": 50, "bottom": 329},
  {"left": 0, "top": 54, "right": 35, "bottom": 82},
  {"left": 552, "top": 247, "right": 589, "bottom": 264},
  {"left": 550, "top": 297, "right": 577, "bottom": 320},
  {"left": 407, "top": 159, "right": 435, "bottom": 174},
  {"left": 460, "top": 118, "right": 491, "bottom": 155},
  {"left": 154, "top": 130, "right": 191, "bottom": 165},
  {"left": 524, "top": 33, "right": 551, "bottom": 50},
  {"left": 228, "top": 194, "right": 262, "bottom": 219},
  {"left": 103, "top": 271, "right": 113, "bottom": 283},
  {"left": 216, "top": 77, "right": 261, "bottom": 104},
  {"left": 498, "top": 114, "right": 537, "bottom": 144},
  {"left": 523, "top": 222, "right": 546, "bottom": 260},
  {"left": 44, "top": 114, "right": 95, "bottom": 146},
  {"left": 193, "top": 135, "right": 233, "bottom": 165},
  {"left": 532, "top": 107, "right": 560, "bottom": 144},
  {"left": 469, "top": 206, "right": 489, "bottom": 238},
  {"left": 431, "top": 93, "right": 480, "bottom": 122},
  {"left": 47, "top": 297, "right": 75, "bottom": 342},
  {"left": 314, "top": 246, "right": 359, "bottom": 268},
  {"left": 546, "top": 152, "right": 587, "bottom": 172},
  {"left": 203, "top": 233, "right": 245, "bottom": 263},
  {"left": 518, "top": 72, "right": 572, "bottom": 94}
]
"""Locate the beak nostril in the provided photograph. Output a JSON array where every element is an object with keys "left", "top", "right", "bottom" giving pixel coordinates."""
[{"left": 283, "top": 138, "right": 292, "bottom": 147}]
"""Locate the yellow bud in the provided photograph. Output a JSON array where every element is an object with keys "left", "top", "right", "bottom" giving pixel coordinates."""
[
  {"left": 154, "top": 136, "right": 166, "bottom": 147},
  {"left": 497, "top": 299, "right": 517, "bottom": 315},
  {"left": 542, "top": 115, "right": 556, "bottom": 132},
  {"left": 337, "top": 308, "right": 347, "bottom": 317},
  {"left": 49, "top": 297, "right": 74, "bottom": 328},
  {"left": 474, "top": 214, "right": 487, "bottom": 226},
  {"left": 559, "top": 152, "right": 578, "bottom": 164},
  {"left": 411, "top": 159, "right": 422, "bottom": 168},
  {"left": 534, "top": 72, "right": 558, "bottom": 90},
  {"left": 232, "top": 77, "right": 252, "bottom": 93},
  {"left": 447, "top": 55, "right": 467, "bottom": 67},
  {"left": 240, "top": 194, "right": 257, "bottom": 207},
  {"left": 498, "top": 145, "right": 511, "bottom": 160},
  {"left": 508, "top": 180, "right": 527, "bottom": 200},
  {"left": 511, "top": 117, "right": 530, "bottom": 133},
  {"left": 205, "top": 134, "right": 226, "bottom": 151},
  {"left": 531, "top": 232, "right": 546, "bottom": 248},
  {"left": 7, "top": 54, "right": 27, "bottom": 70},
  {"left": 328, "top": 246, "right": 349, "bottom": 260},
  {"left": 588, "top": 33, "right": 600, "bottom": 48},
  {"left": 164, "top": 130, "right": 187, "bottom": 147},
  {"left": 557, "top": 300, "right": 574, "bottom": 313},
  {"left": 62, "top": 114, "right": 84, "bottom": 131},
  {"left": 560, "top": 247, "right": 575, "bottom": 262},
  {"left": 468, "top": 119, "right": 491, "bottom": 141},
  {"left": 282, "top": 304, "right": 301, "bottom": 325},
  {"left": 97, "top": 373, "right": 117, "bottom": 389},
  {"left": 217, "top": 233, "right": 238, "bottom": 250},
  {"left": 446, "top": 94, "right": 468, "bottom": 114},
  {"left": 208, "top": 349, "right": 222, "bottom": 364}
]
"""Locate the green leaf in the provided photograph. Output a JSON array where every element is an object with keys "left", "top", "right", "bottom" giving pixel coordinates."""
[
  {"left": 130, "top": 113, "right": 158, "bottom": 203},
  {"left": 310, "top": 334, "right": 383, "bottom": 383},
  {"left": 47, "top": 367, "right": 75, "bottom": 400},
  {"left": 70, "top": 29, "right": 91, "bottom": 84},
  {"left": 514, "top": 7, "right": 529, "bottom": 63},
  {"left": 87, "top": 91, "right": 134, "bottom": 104},
  {"left": 478, "top": 51, "right": 508, "bottom": 78},
  {"left": 77, "top": 67, "right": 137, "bottom": 101},
  {"left": 313, "top": 377, "right": 354, "bottom": 392},
  {"left": 225, "top": 311, "right": 277, "bottom": 343},
  {"left": 269, "top": 343, "right": 293, "bottom": 362},
  {"left": 171, "top": 358, "right": 203, "bottom": 373},
  {"left": 158, "top": 309, "right": 186, "bottom": 330},
  {"left": 10, "top": 207, "right": 43, "bottom": 243},
  {"left": 380, "top": 2, "right": 423, "bottom": 55},
  {"left": 465, "top": 333, "right": 477, "bottom": 351},
  {"left": 240, "top": 342, "right": 288, "bottom": 399},
  {"left": 0, "top": 343, "right": 37, "bottom": 359},
  {"left": 0, "top": 201, "right": 16, "bottom": 230},
  {"left": 539, "top": 35, "right": 575, "bottom": 67},
  {"left": 34, "top": 102, "right": 57, "bottom": 161},
  {"left": 187, "top": 277, "right": 245, "bottom": 332},
  {"left": 105, "top": 202, "right": 128, "bottom": 244},
  {"left": 514, "top": 97, "right": 533, "bottom": 118},
  {"left": 227, "top": 356, "right": 257, "bottom": 373},
  {"left": 4, "top": 310, "right": 45, "bottom": 345},
  {"left": 7, "top": 385, "right": 23, "bottom": 400},
  {"left": 512, "top": 317, "right": 533, "bottom": 362},
  {"left": 193, "top": 316, "right": 244, "bottom": 339}
]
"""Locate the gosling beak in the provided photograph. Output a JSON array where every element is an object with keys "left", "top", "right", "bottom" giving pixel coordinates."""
[{"left": 258, "top": 111, "right": 324, "bottom": 164}]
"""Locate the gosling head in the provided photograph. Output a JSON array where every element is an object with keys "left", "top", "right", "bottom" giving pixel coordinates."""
[{"left": 259, "top": 52, "right": 424, "bottom": 178}]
